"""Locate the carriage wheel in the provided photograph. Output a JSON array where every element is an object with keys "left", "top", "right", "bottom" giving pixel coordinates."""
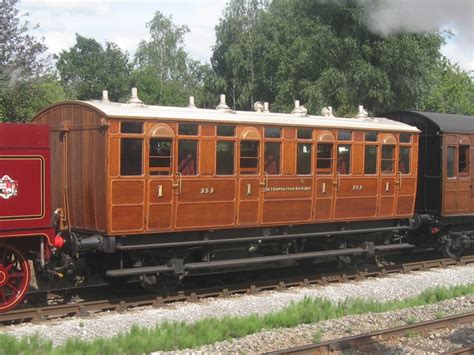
[{"left": 0, "top": 245, "right": 31, "bottom": 312}]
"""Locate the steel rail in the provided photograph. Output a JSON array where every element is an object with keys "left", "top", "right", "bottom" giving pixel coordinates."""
[
  {"left": 1, "top": 254, "right": 473, "bottom": 325},
  {"left": 266, "top": 311, "right": 474, "bottom": 354}
]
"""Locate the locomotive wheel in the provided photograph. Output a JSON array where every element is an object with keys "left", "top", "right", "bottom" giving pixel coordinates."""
[
  {"left": 0, "top": 245, "right": 31, "bottom": 312},
  {"left": 442, "top": 238, "right": 465, "bottom": 259}
]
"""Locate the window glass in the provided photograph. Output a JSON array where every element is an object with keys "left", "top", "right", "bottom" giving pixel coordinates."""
[
  {"left": 400, "top": 133, "right": 412, "bottom": 143},
  {"left": 120, "top": 138, "right": 143, "bottom": 176},
  {"left": 149, "top": 138, "right": 172, "bottom": 175},
  {"left": 297, "top": 143, "right": 312, "bottom": 175},
  {"left": 264, "top": 142, "right": 281, "bottom": 175},
  {"left": 364, "top": 146, "right": 377, "bottom": 174},
  {"left": 364, "top": 131, "right": 378, "bottom": 142},
  {"left": 338, "top": 130, "right": 352, "bottom": 141},
  {"left": 216, "top": 141, "right": 234, "bottom": 175},
  {"left": 121, "top": 121, "right": 143, "bottom": 134},
  {"left": 399, "top": 147, "right": 411, "bottom": 174},
  {"left": 240, "top": 141, "right": 259, "bottom": 175},
  {"left": 178, "top": 140, "right": 198, "bottom": 175},
  {"left": 337, "top": 145, "right": 351, "bottom": 174},
  {"left": 178, "top": 123, "right": 199, "bottom": 136},
  {"left": 447, "top": 147, "right": 455, "bottom": 178},
  {"left": 265, "top": 127, "right": 281, "bottom": 138},
  {"left": 297, "top": 128, "right": 312, "bottom": 139},
  {"left": 381, "top": 145, "right": 395, "bottom": 173},
  {"left": 217, "top": 125, "right": 235, "bottom": 137},
  {"left": 316, "top": 143, "right": 333, "bottom": 174},
  {"left": 459, "top": 145, "right": 469, "bottom": 174}
]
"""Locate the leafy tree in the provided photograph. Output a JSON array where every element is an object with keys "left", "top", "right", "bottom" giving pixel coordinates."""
[
  {"left": 212, "top": 0, "right": 448, "bottom": 116},
  {"left": 133, "top": 11, "right": 211, "bottom": 106},
  {"left": 421, "top": 58, "right": 474, "bottom": 115},
  {"left": 0, "top": 0, "right": 55, "bottom": 121},
  {"left": 56, "top": 34, "right": 132, "bottom": 101},
  {"left": 212, "top": 0, "right": 268, "bottom": 110}
]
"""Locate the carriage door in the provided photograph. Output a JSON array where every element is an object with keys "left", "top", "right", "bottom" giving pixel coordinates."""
[
  {"left": 457, "top": 137, "right": 471, "bottom": 213},
  {"left": 314, "top": 131, "right": 336, "bottom": 221},
  {"left": 237, "top": 127, "right": 262, "bottom": 225},
  {"left": 378, "top": 134, "right": 397, "bottom": 217},
  {"left": 146, "top": 123, "right": 175, "bottom": 231},
  {"left": 395, "top": 133, "right": 417, "bottom": 216}
]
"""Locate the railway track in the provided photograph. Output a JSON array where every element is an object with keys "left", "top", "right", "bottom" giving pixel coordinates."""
[
  {"left": 267, "top": 311, "right": 474, "bottom": 354},
  {"left": 1, "top": 254, "right": 473, "bottom": 325}
]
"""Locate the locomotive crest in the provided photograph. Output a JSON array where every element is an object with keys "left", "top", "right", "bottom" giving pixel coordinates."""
[{"left": 0, "top": 175, "right": 18, "bottom": 200}]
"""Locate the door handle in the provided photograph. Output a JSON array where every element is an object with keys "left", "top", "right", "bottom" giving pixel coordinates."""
[
  {"left": 260, "top": 172, "right": 268, "bottom": 189},
  {"left": 396, "top": 171, "right": 403, "bottom": 189},
  {"left": 173, "top": 172, "right": 182, "bottom": 195},
  {"left": 333, "top": 172, "right": 340, "bottom": 191}
]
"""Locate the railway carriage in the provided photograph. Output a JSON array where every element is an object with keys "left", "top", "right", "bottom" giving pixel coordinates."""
[
  {"left": 29, "top": 89, "right": 419, "bottom": 290},
  {"left": 382, "top": 111, "right": 474, "bottom": 257}
]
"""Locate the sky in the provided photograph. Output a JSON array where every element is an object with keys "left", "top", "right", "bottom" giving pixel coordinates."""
[{"left": 18, "top": 0, "right": 474, "bottom": 74}]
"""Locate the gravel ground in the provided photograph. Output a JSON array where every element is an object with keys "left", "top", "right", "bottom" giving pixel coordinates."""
[
  {"left": 178, "top": 295, "right": 474, "bottom": 354},
  {"left": 1, "top": 264, "right": 473, "bottom": 348}
]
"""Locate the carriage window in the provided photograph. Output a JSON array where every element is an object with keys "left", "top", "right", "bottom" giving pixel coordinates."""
[
  {"left": 382, "top": 145, "right": 395, "bottom": 173},
  {"left": 240, "top": 141, "right": 259, "bottom": 175},
  {"left": 365, "top": 131, "right": 378, "bottom": 142},
  {"left": 447, "top": 147, "right": 455, "bottom": 178},
  {"left": 297, "top": 128, "right": 312, "bottom": 139},
  {"left": 121, "top": 121, "right": 143, "bottom": 134},
  {"left": 216, "top": 141, "right": 234, "bottom": 175},
  {"left": 364, "top": 146, "right": 377, "bottom": 174},
  {"left": 120, "top": 138, "right": 143, "bottom": 176},
  {"left": 265, "top": 127, "right": 281, "bottom": 138},
  {"left": 178, "top": 140, "right": 198, "bottom": 175},
  {"left": 337, "top": 145, "right": 351, "bottom": 174},
  {"left": 217, "top": 125, "right": 235, "bottom": 137},
  {"left": 264, "top": 142, "right": 281, "bottom": 175},
  {"left": 297, "top": 143, "right": 312, "bottom": 175},
  {"left": 400, "top": 133, "right": 412, "bottom": 143},
  {"left": 179, "top": 123, "right": 199, "bottom": 136},
  {"left": 399, "top": 147, "right": 411, "bottom": 174},
  {"left": 459, "top": 145, "right": 469, "bottom": 174},
  {"left": 316, "top": 143, "right": 333, "bottom": 174},
  {"left": 149, "top": 138, "right": 172, "bottom": 175},
  {"left": 338, "top": 130, "right": 352, "bottom": 141}
]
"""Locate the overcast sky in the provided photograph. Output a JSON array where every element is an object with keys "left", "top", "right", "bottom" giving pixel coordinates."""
[{"left": 19, "top": 0, "right": 473, "bottom": 73}]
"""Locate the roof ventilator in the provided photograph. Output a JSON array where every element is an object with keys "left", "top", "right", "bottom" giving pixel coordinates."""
[
  {"left": 127, "top": 87, "right": 144, "bottom": 105},
  {"left": 101, "top": 90, "right": 110, "bottom": 103},
  {"left": 321, "top": 106, "right": 334, "bottom": 117},
  {"left": 263, "top": 102, "right": 269, "bottom": 113},
  {"left": 216, "top": 94, "right": 232, "bottom": 112},
  {"left": 291, "top": 100, "right": 307, "bottom": 115},
  {"left": 356, "top": 105, "right": 368, "bottom": 118},
  {"left": 188, "top": 96, "right": 196, "bottom": 108},
  {"left": 254, "top": 101, "right": 263, "bottom": 112}
]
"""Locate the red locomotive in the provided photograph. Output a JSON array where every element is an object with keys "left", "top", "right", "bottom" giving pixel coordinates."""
[{"left": 0, "top": 90, "right": 472, "bottom": 312}]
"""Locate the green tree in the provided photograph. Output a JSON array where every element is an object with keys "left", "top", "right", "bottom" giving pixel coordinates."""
[
  {"left": 133, "top": 11, "right": 210, "bottom": 106},
  {"left": 212, "top": 0, "right": 268, "bottom": 110},
  {"left": 0, "top": 0, "right": 59, "bottom": 121},
  {"left": 56, "top": 34, "right": 132, "bottom": 101},
  {"left": 212, "top": 0, "right": 447, "bottom": 116},
  {"left": 421, "top": 58, "right": 474, "bottom": 114}
]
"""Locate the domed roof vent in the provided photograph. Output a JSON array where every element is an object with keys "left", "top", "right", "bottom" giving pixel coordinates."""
[
  {"left": 291, "top": 100, "right": 307, "bottom": 115},
  {"left": 216, "top": 94, "right": 232, "bottom": 112},
  {"left": 321, "top": 106, "right": 334, "bottom": 117},
  {"left": 356, "top": 105, "right": 368, "bottom": 118},
  {"left": 101, "top": 90, "right": 110, "bottom": 103},
  {"left": 127, "top": 87, "right": 144, "bottom": 105}
]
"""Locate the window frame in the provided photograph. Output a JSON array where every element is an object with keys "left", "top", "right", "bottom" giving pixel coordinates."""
[
  {"left": 381, "top": 144, "right": 396, "bottom": 175},
  {"left": 216, "top": 140, "right": 236, "bottom": 176},
  {"left": 148, "top": 137, "right": 173, "bottom": 176},
  {"left": 458, "top": 145, "right": 470, "bottom": 176},
  {"left": 446, "top": 146, "right": 456, "bottom": 179}
]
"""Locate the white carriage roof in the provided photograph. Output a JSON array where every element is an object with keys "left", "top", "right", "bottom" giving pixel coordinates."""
[{"left": 83, "top": 98, "right": 419, "bottom": 133}]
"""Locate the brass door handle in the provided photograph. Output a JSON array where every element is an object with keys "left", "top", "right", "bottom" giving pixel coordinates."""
[
  {"left": 333, "top": 172, "right": 340, "bottom": 191},
  {"left": 173, "top": 172, "right": 182, "bottom": 195}
]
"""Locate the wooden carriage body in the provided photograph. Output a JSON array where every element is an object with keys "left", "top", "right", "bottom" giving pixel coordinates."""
[{"left": 32, "top": 97, "right": 419, "bottom": 237}]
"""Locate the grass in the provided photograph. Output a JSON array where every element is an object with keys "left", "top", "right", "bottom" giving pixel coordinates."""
[{"left": 0, "top": 283, "right": 472, "bottom": 355}]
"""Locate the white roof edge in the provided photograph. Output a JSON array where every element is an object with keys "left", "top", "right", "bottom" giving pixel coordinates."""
[{"left": 83, "top": 100, "right": 420, "bottom": 133}]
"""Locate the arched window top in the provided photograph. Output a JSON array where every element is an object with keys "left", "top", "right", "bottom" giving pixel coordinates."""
[
  {"left": 459, "top": 136, "right": 470, "bottom": 146},
  {"left": 240, "top": 127, "right": 261, "bottom": 140},
  {"left": 382, "top": 134, "right": 396, "bottom": 145},
  {"left": 316, "top": 130, "right": 335, "bottom": 143},
  {"left": 149, "top": 123, "right": 174, "bottom": 138}
]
